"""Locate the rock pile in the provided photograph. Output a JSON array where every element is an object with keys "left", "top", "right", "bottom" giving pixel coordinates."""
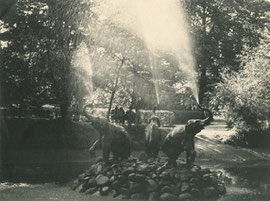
[{"left": 71, "top": 158, "right": 226, "bottom": 201}]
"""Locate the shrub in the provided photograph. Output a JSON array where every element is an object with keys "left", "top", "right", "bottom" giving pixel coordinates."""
[{"left": 212, "top": 34, "right": 270, "bottom": 147}]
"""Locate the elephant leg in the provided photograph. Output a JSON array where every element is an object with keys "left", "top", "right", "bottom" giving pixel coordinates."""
[
  {"left": 186, "top": 150, "right": 196, "bottom": 165},
  {"left": 167, "top": 153, "right": 179, "bottom": 166},
  {"left": 153, "top": 146, "right": 159, "bottom": 158},
  {"left": 103, "top": 145, "right": 110, "bottom": 165}
]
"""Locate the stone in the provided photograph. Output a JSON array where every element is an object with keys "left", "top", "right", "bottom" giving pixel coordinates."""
[
  {"left": 178, "top": 193, "right": 193, "bottom": 201},
  {"left": 75, "top": 184, "right": 85, "bottom": 192},
  {"left": 110, "top": 175, "right": 117, "bottom": 183},
  {"left": 95, "top": 156, "right": 103, "bottom": 163},
  {"left": 111, "top": 180, "right": 121, "bottom": 189},
  {"left": 134, "top": 174, "right": 147, "bottom": 182},
  {"left": 149, "top": 192, "right": 160, "bottom": 201},
  {"left": 88, "top": 177, "right": 96, "bottom": 187},
  {"left": 181, "top": 182, "right": 190, "bottom": 193},
  {"left": 138, "top": 152, "right": 148, "bottom": 161},
  {"left": 157, "top": 165, "right": 167, "bottom": 174},
  {"left": 71, "top": 180, "right": 80, "bottom": 190},
  {"left": 146, "top": 179, "right": 159, "bottom": 192},
  {"left": 203, "top": 187, "right": 218, "bottom": 198},
  {"left": 119, "top": 194, "right": 130, "bottom": 199},
  {"left": 95, "top": 174, "right": 109, "bottom": 186},
  {"left": 85, "top": 187, "right": 98, "bottom": 194},
  {"left": 180, "top": 174, "right": 191, "bottom": 182},
  {"left": 130, "top": 193, "right": 148, "bottom": 200},
  {"left": 176, "top": 182, "right": 182, "bottom": 189},
  {"left": 137, "top": 164, "right": 150, "bottom": 174},
  {"left": 161, "top": 186, "right": 171, "bottom": 194},
  {"left": 92, "top": 191, "right": 101, "bottom": 196},
  {"left": 160, "top": 171, "right": 169, "bottom": 178},
  {"left": 174, "top": 173, "right": 181, "bottom": 179},
  {"left": 107, "top": 170, "right": 113, "bottom": 177},
  {"left": 169, "top": 185, "right": 180, "bottom": 195},
  {"left": 159, "top": 178, "right": 172, "bottom": 186},
  {"left": 160, "top": 193, "right": 179, "bottom": 201},
  {"left": 112, "top": 167, "right": 120, "bottom": 175},
  {"left": 190, "top": 166, "right": 200, "bottom": 173},
  {"left": 167, "top": 168, "right": 176, "bottom": 178},
  {"left": 118, "top": 175, "right": 127, "bottom": 183},
  {"left": 100, "top": 186, "right": 110, "bottom": 195},
  {"left": 190, "top": 178, "right": 199, "bottom": 184},
  {"left": 110, "top": 189, "right": 119, "bottom": 197},
  {"left": 217, "top": 183, "right": 226, "bottom": 194},
  {"left": 119, "top": 187, "right": 130, "bottom": 196},
  {"left": 128, "top": 173, "right": 136, "bottom": 181},
  {"left": 129, "top": 181, "right": 145, "bottom": 193},
  {"left": 190, "top": 188, "right": 201, "bottom": 198},
  {"left": 82, "top": 176, "right": 90, "bottom": 182},
  {"left": 95, "top": 163, "right": 104, "bottom": 175},
  {"left": 161, "top": 185, "right": 180, "bottom": 195},
  {"left": 151, "top": 173, "right": 158, "bottom": 179},
  {"left": 122, "top": 167, "right": 135, "bottom": 175}
]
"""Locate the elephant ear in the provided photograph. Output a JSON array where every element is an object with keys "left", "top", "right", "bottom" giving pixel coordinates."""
[{"left": 185, "top": 120, "right": 195, "bottom": 134}]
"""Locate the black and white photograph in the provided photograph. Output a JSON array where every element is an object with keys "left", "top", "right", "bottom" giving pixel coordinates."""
[{"left": 0, "top": 0, "right": 269, "bottom": 200}]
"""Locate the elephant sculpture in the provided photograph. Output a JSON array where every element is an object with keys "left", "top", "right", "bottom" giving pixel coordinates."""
[
  {"left": 84, "top": 104, "right": 131, "bottom": 164},
  {"left": 162, "top": 110, "right": 211, "bottom": 166},
  {"left": 145, "top": 115, "right": 162, "bottom": 158}
]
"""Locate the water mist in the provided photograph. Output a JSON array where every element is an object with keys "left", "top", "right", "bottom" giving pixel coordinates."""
[{"left": 92, "top": 0, "right": 199, "bottom": 103}]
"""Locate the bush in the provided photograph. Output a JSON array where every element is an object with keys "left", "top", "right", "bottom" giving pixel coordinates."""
[
  {"left": 225, "top": 127, "right": 270, "bottom": 148},
  {"left": 212, "top": 34, "right": 270, "bottom": 148}
]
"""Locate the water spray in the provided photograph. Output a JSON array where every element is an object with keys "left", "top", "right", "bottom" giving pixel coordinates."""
[{"left": 91, "top": 0, "right": 199, "bottom": 103}]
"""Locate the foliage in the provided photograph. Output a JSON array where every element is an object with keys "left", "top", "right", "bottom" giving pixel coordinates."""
[
  {"left": 0, "top": 0, "right": 93, "bottom": 118},
  {"left": 1, "top": 0, "right": 269, "bottom": 121},
  {"left": 182, "top": 0, "right": 270, "bottom": 104},
  {"left": 212, "top": 29, "right": 270, "bottom": 147}
]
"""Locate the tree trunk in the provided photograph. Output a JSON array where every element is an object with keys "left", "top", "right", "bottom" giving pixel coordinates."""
[
  {"left": 107, "top": 89, "right": 116, "bottom": 120},
  {"left": 60, "top": 102, "right": 69, "bottom": 120},
  {"left": 106, "top": 58, "right": 125, "bottom": 120}
]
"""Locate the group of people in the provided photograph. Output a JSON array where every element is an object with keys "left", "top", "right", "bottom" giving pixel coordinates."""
[{"left": 110, "top": 106, "right": 136, "bottom": 125}]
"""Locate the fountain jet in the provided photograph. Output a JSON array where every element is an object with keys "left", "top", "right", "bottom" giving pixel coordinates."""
[{"left": 91, "top": 0, "right": 199, "bottom": 103}]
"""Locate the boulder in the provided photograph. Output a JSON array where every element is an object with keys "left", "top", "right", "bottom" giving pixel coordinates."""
[
  {"left": 146, "top": 179, "right": 159, "bottom": 192},
  {"left": 203, "top": 187, "right": 218, "bottom": 198},
  {"left": 88, "top": 177, "right": 96, "bottom": 187},
  {"left": 100, "top": 186, "right": 110, "bottom": 195},
  {"left": 190, "top": 188, "right": 201, "bottom": 198},
  {"left": 149, "top": 192, "right": 160, "bottom": 201},
  {"left": 95, "top": 174, "right": 109, "bottom": 186},
  {"left": 85, "top": 187, "right": 98, "bottom": 194},
  {"left": 75, "top": 184, "right": 85, "bottom": 193},
  {"left": 181, "top": 182, "right": 190, "bottom": 193},
  {"left": 217, "top": 183, "right": 226, "bottom": 194},
  {"left": 129, "top": 181, "right": 145, "bottom": 193},
  {"left": 134, "top": 174, "right": 147, "bottom": 182},
  {"left": 131, "top": 193, "right": 148, "bottom": 200},
  {"left": 178, "top": 193, "right": 193, "bottom": 201},
  {"left": 111, "top": 180, "right": 121, "bottom": 189},
  {"left": 119, "top": 187, "right": 130, "bottom": 196},
  {"left": 160, "top": 193, "right": 179, "bottom": 201}
]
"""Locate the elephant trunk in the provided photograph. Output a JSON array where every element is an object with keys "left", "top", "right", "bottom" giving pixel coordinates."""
[
  {"left": 83, "top": 104, "right": 94, "bottom": 121},
  {"left": 198, "top": 105, "right": 213, "bottom": 125}
]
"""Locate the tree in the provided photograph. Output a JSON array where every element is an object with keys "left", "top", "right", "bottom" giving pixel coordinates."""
[
  {"left": 0, "top": 0, "right": 94, "bottom": 119},
  {"left": 212, "top": 26, "right": 270, "bottom": 129},
  {"left": 183, "top": 0, "right": 270, "bottom": 104}
]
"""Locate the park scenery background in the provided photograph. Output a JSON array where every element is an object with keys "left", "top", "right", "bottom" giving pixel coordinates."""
[{"left": 0, "top": 0, "right": 270, "bottom": 201}]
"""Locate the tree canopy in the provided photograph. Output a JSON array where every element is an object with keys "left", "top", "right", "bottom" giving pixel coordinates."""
[{"left": 0, "top": 0, "right": 269, "bottom": 120}]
